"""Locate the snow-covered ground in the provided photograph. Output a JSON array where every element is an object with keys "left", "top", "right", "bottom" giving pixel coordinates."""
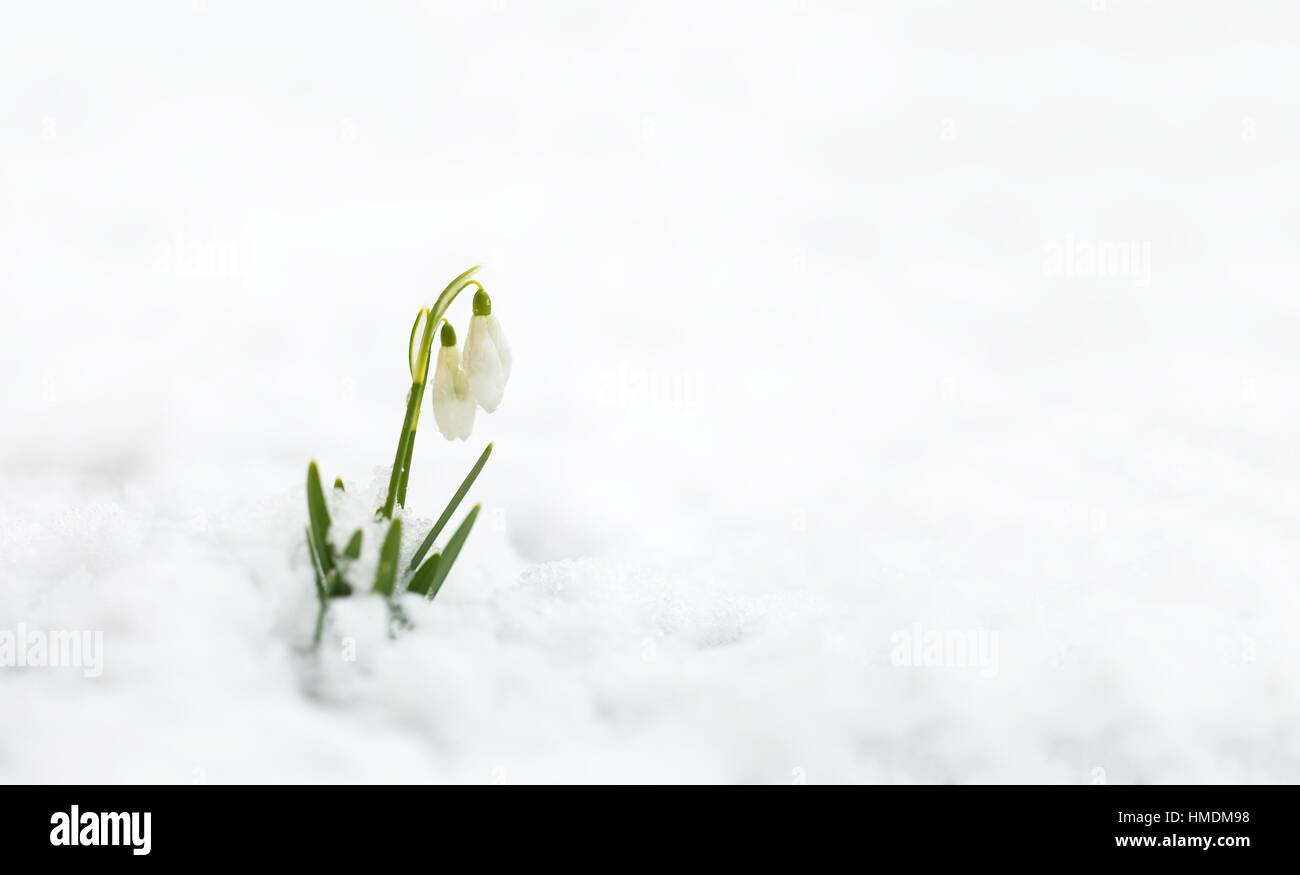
[{"left": 3, "top": 1, "right": 1299, "bottom": 783}]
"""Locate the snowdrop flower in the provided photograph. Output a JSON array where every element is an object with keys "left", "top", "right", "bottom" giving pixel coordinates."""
[
  {"left": 431, "top": 322, "right": 476, "bottom": 440},
  {"left": 463, "top": 287, "right": 512, "bottom": 412}
]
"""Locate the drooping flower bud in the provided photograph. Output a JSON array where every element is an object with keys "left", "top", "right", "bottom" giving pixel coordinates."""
[
  {"left": 463, "top": 288, "right": 512, "bottom": 412},
  {"left": 431, "top": 322, "right": 476, "bottom": 440}
]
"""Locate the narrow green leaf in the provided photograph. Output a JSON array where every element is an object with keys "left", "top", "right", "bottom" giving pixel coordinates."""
[
  {"left": 408, "top": 442, "right": 493, "bottom": 571},
  {"left": 306, "top": 461, "right": 334, "bottom": 574},
  {"left": 408, "top": 307, "right": 430, "bottom": 381},
  {"left": 423, "top": 504, "right": 479, "bottom": 601},
  {"left": 407, "top": 552, "right": 441, "bottom": 596},
  {"left": 373, "top": 517, "right": 403, "bottom": 598},
  {"left": 334, "top": 476, "right": 345, "bottom": 491},
  {"left": 342, "top": 528, "right": 364, "bottom": 560}
]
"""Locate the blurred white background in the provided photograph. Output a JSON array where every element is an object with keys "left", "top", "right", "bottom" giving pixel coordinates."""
[{"left": 2, "top": 1, "right": 1299, "bottom": 782}]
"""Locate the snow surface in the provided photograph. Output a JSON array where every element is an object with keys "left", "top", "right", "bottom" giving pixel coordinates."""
[{"left": 3, "top": 1, "right": 1300, "bottom": 783}]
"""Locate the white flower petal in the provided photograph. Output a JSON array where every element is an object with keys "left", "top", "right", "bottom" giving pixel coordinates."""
[
  {"left": 486, "top": 314, "right": 511, "bottom": 382},
  {"left": 465, "top": 314, "right": 508, "bottom": 412},
  {"left": 432, "top": 344, "right": 476, "bottom": 440}
]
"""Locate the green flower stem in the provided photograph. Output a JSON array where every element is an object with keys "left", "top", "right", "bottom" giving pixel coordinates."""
[
  {"left": 393, "top": 313, "right": 434, "bottom": 511},
  {"left": 379, "top": 265, "right": 482, "bottom": 519},
  {"left": 381, "top": 383, "right": 420, "bottom": 518},
  {"left": 312, "top": 600, "right": 327, "bottom": 647},
  {"left": 380, "top": 306, "right": 432, "bottom": 519},
  {"left": 305, "top": 523, "right": 329, "bottom": 646}
]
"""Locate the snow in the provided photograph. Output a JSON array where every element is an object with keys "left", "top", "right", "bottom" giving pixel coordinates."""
[{"left": 2, "top": 1, "right": 1299, "bottom": 783}]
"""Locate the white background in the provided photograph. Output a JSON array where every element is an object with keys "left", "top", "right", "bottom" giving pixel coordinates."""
[{"left": 2, "top": 0, "right": 1298, "bottom": 782}]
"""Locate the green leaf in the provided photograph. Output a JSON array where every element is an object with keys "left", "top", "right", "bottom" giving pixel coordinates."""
[
  {"left": 334, "top": 476, "right": 345, "bottom": 491},
  {"left": 422, "top": 504, "right": 479, "bottom": 601},
  {"left": 342, "top": 528, "right": 364, "bottom": 560},
  {"left": 408, "top": 307, "right": 430, "bottom": 381},
  {"left": 407, "top": 552, "right": 441, "bottom": 596},
  {"left": 408, "top": 442, "right": 493, "bottom": 571},
  {"left": 306, "top": 462, "right": 334, "bottom": 575},
  {"left": 373, "top": 517, "right": 402, "bottom": 598}
]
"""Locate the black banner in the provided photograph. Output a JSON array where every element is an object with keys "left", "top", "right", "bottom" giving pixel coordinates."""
[{"left": 0, "top": 785, "right": 1289, "bottom": 862}]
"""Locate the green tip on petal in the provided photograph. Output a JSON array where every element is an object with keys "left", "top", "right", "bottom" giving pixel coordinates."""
[
  {"left": 472, "top": 288, "right": 492, "bottom": 316},
  {"left": 440, "top": 321, "right": 457, "bottom": 347}
]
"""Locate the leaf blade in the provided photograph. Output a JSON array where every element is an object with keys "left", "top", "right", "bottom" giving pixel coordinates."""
[
  {"left": 306, "top": 461, "right": 334, "bottom": 574},
  {"left": 407, "top": 551, "right": 441, "bottom": 596},
  {"left": 408, "top": 442, "right": 493, "bottom": 571},
  {"left": 342, "top": 528, "right": 364, "bottom": 561},
  {"left": 424, "top": 504, "right": 480, "bottom": 601},
  {"left": 373, "top": 517, "right": 403, "bottom": 598}
]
